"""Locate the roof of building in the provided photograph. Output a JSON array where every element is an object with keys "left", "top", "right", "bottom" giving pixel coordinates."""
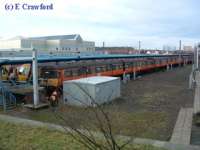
[
  {"left": 28, "top": 34, "right": 80, "bottom": 40},
  {"left": 4, "top": 36, "right": 26, "bottom": 40},
  {"left": 1, "top": 34, "right": 84, "bottom": 41},
  {"left": 0, "top": 53, "right": 187, "bottom": 65},
  {"left": 65, "top": 76, "right": 119, "bottom": 85}
]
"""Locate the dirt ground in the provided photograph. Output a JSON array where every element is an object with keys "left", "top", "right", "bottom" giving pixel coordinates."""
[{"left": 6, "top": 65, "right": 194, "bottom": 141}]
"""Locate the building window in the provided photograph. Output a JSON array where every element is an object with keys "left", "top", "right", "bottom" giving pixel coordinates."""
[{"left": 76, "top": 48, "right": 78, "bottom": 51}]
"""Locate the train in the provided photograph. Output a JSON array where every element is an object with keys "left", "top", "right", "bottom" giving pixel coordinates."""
[
  {"left": 0, "top": 54, "right": 193, "bottom": 89},
  {"left": 39, "top": 54, "right": 193, "bottom": 87}
]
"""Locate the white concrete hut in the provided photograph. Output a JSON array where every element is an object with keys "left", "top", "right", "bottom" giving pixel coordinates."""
[{"left": 63, "top": 76, "right": 121, "bottom": 107}]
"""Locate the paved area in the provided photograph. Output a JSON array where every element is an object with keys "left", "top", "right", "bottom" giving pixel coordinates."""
[
  {"left": 194, "top": 87, "right": 200, "bottom": 114},
  {"left": 0, "top": 114, "right": 199, "bottom": 150},
  {"left": 170, "top": 108, "right": 193, "bottom": 145},
  {"left": 191, "top": 70, "right": 200, "bottom": 145},
  {"left": 133, "top": 138, "right": 199, "bottom": 150},
  {"left": 194, "top": 71, "right": 200, "bottom": 115}
]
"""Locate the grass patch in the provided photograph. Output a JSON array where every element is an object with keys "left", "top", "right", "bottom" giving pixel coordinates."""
[
  {"left": 0, "top": 121, "right": 167, "bottom": 150},
  {"left": 111, "top": 111, "right": 168, "bottom": 139},
  {"left": 13, "top": 108, "right": 169, "bottom": 140}
]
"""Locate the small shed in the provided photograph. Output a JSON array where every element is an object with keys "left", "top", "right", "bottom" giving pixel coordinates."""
[{"left": 63, "top": 76, "right": 120, "bottom": 107}]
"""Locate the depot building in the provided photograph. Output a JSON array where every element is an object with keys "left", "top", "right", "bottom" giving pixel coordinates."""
[{"left": 0, "top": 34, "right": 95, "bottom": 52}]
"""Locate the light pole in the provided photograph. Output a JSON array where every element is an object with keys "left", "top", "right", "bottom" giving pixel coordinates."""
[
  {"left": 178, "top": 40, "right": 182, "bottom": 67},
  {"left": 194, "top": 44, "right": 199, "bottom": 70},
  {"left": 138, "top": 41, "right": 141, "bottom": 54},
  {"left": 32, "top": 48, "right": 39, "bottom": 107}
]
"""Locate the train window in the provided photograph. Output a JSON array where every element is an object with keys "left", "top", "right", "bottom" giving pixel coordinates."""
[
  {"left": 112, "top": 64, "right": 119, "bottom": 70},
  {"left": 133, "top": 62, "right": 137, "bottom": 67},
  {"left": 72, "top": 71, "right": 78, "bottom": 76},
  {"left": 79, "top": 67, "right": 87, "bottom": 75},
  {"left": 96, "top": 66, "right": 102, "bottom": 73},
  {"left": 101, "top": 66, "right": 107, "bottom": 72},
  {"left": 155, "top": 60, "right": 159, "bottom": 64},
  {"left": 125, "top": 64, "right": 129, "bottom": 68},
  {"left": 106, "top": 65, "right": 112, "bottom": 71},
  {"left": 18, "top": 66, "right": 28, "bottom": 75},
  {"left": 90, "top": 67, "right": 96, "bottom": 74},
  {"left": 64, "top": 70, "right": 72, "bottom": 77},
  {"left": 137, "top": 62, "right": 141, "bottom": 67},
  {"left": 2, "top": 67, "right": 8, "bottom": 75},
  {"left": 147, "top": 61, "right": 151, "bottom": 65},
  {"left": 134, "top": 62, "right": 138, "bottom": 67},
  {"left": 86, "top": 68, "right": 92, "bottom": 74},
  {"left": 118, "top": 64, "right": 123, "bottom": 69},
  {"left": 132, "top": 62, "right": 135, "bottom": 67},
  {"left": 136, "top": 62, "right": 139, "bottom": 67},
  {"left": 115, "top": 65, "right": 119, "bottom": 69},
  {"left": 41, "top": 70, "right": 58, "bottom": 78},
  {"left": 112, "top": 65, "right": 116, "bottom": 70},
  {"left": 72, "top": 69, "right": 78, "bottom": 76}
]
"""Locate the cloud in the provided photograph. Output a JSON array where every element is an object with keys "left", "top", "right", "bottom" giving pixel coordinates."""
[{"left": 0, "top": 0, "right": 199, "bottom": 49}]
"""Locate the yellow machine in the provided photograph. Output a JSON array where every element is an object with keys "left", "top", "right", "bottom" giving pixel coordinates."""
[
  {"left": 17, "top": 64, "right": 31, "bottom": 82},
  {"left": 0, "top": 65, "right": 10, "bottom": 81},
  {"left": 0, "top": 64, "right": 31, "bottom": 82}
]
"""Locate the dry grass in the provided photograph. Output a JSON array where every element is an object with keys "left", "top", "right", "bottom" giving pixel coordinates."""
[{"left": 0, "top": 121, "right": 166, "bottom": 150}]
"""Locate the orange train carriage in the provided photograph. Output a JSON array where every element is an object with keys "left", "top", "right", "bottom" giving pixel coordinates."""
[{"left": 39, "top": 55, "right": 192, "bottom": 88}]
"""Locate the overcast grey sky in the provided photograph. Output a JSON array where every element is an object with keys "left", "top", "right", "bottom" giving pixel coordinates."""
[{"left": 0, "top": 0, "right": 199, "bottom": 49}]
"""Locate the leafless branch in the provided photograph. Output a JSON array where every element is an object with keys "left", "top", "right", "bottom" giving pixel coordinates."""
[{"left": 51, "top": 81, "right": 131, "bottom": 150}]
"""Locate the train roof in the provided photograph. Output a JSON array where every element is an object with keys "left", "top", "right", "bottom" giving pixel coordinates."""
[{"left": 0, "top": 54, "right": 191, "bottom": 65}]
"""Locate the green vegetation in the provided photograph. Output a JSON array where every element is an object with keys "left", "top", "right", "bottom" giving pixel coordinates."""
[
  {"left": 22, "top": 109, "right": 168, "bottom": 140},
  {"left": 14, "top": 106, "right": 169, "bottom": 141},
  {"left": 111, "top": 111, "right": 168, "bottom": 139},
  {"left": 0, "top": 121, "right": 166, "bottom": 150},
  {"left": 193, "top": 114, "right": 200, "bottom": 126}
]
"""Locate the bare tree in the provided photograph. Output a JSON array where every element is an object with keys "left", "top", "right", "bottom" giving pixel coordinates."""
[{"left": 52, "top": 82, "right": 133, "bottom": 150}]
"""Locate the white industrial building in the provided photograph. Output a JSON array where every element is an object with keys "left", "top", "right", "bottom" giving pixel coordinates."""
[
  {"left": 0, "top": 34, "right": 95, "bottom": 52},
  {"left": 183, "top": 46, "right": 193, "bottom": 51},
  {"left": 63, "top": 76, "right": 121, "bottom": 107}
]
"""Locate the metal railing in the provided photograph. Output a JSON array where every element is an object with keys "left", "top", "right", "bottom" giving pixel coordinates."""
[{"left": 0, "top": 81, "right": 16, "bottom": 111}]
